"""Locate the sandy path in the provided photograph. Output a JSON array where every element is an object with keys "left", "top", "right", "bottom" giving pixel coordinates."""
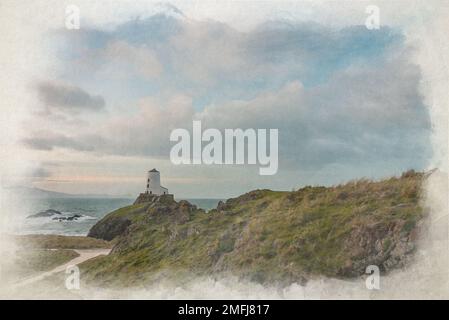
[{"left": 13, "top": 248, "right": 111, "bottom": 288}]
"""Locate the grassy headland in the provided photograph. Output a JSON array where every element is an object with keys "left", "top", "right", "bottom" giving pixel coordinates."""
[{"left": 82, "top": 170, "right": 427, "bottom": 287}]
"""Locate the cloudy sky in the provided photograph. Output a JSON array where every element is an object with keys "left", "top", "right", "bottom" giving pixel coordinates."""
[{"left": 18, "top": 1, "right": 432, "bottom": 198}]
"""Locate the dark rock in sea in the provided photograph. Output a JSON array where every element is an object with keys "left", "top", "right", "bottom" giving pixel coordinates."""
[
  {"left": 27, "top": 209, "right": 62, "bottom": 218},
  {"left": 52, "top": 214, "right": 83, "bottom": 222}
]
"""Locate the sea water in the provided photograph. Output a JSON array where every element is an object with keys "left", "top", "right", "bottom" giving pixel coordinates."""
[{"left": 19, "top": 198, "right": 223, "bottom": 236}]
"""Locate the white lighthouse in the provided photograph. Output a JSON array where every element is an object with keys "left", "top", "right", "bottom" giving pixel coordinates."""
[{"left": 146, "top": 168, "right": 169, "bottom": 195}]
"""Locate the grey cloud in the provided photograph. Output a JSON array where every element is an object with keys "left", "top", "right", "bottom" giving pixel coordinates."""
[
  {"left": 22, "top": 132, "right": 95, "bottom": 152},
  {"left": 22, "top": 95, "right": 195, "bottom": 156},
  {"left": 198, "top": 52, "right": 431, "bottom": 171},
  {"left": 37, "top": 81, "right": 105, "bottom": 111},
  {"left": 30, "top": 167, "right": 52, "bottom": 178}
]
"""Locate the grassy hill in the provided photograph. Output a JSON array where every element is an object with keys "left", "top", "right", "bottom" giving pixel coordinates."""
[{"left": 82, "top": 170, "right": 427, "bottom": 287}]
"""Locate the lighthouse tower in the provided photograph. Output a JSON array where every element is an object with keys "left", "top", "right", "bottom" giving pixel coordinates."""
[{"left": 146, "top": 168, "right": 168, "bottom": 195}]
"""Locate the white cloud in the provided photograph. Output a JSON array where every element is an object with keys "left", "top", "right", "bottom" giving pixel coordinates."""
[{"left": 76, "top": 40, "right": 164, "bottom": 80}]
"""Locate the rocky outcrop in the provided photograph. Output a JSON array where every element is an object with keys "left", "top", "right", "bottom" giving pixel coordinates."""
[
  {"left": 339, "top": 218, "right": 422, "bottom": 276},
  {"left": 88, "top": 215, "right": 132, "bottom": 241},
  {"left": 52, "top": 214, "right": 83, "bottom": 222},
  {"left": 133, "top": 193, "right": 174, "bottom": 205},
  {"left": 27, "top": 209, "right": 85, "bottom": 222},
  {"left": 89, "top": 195, "right": 202, "bottom": 243},
  {"left": 27, "top": 209, "right": 62, "bottom": 218}
]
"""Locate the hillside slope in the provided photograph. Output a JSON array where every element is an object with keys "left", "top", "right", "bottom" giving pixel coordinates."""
[{"left": 83, "top": 171, "right": 427, "bottom": 287}]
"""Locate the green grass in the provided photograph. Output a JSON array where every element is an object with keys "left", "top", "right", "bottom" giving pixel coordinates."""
[
  {"left": 9, "top": 249, "right": 80, "bottom": 279},
  {"left": 81, "top": 170, "right": 427, "bottom": 287},
  {"left": 14, "top": 234, "right": 112, "bottom": 249},
  {"left": 0, "top": 235, "right": 111, "bottom": 283}
]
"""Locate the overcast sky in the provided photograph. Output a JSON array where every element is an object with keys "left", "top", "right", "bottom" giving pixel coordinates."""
[{"left": 19, "top": 1, "right": 432, "bottom": 198}]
